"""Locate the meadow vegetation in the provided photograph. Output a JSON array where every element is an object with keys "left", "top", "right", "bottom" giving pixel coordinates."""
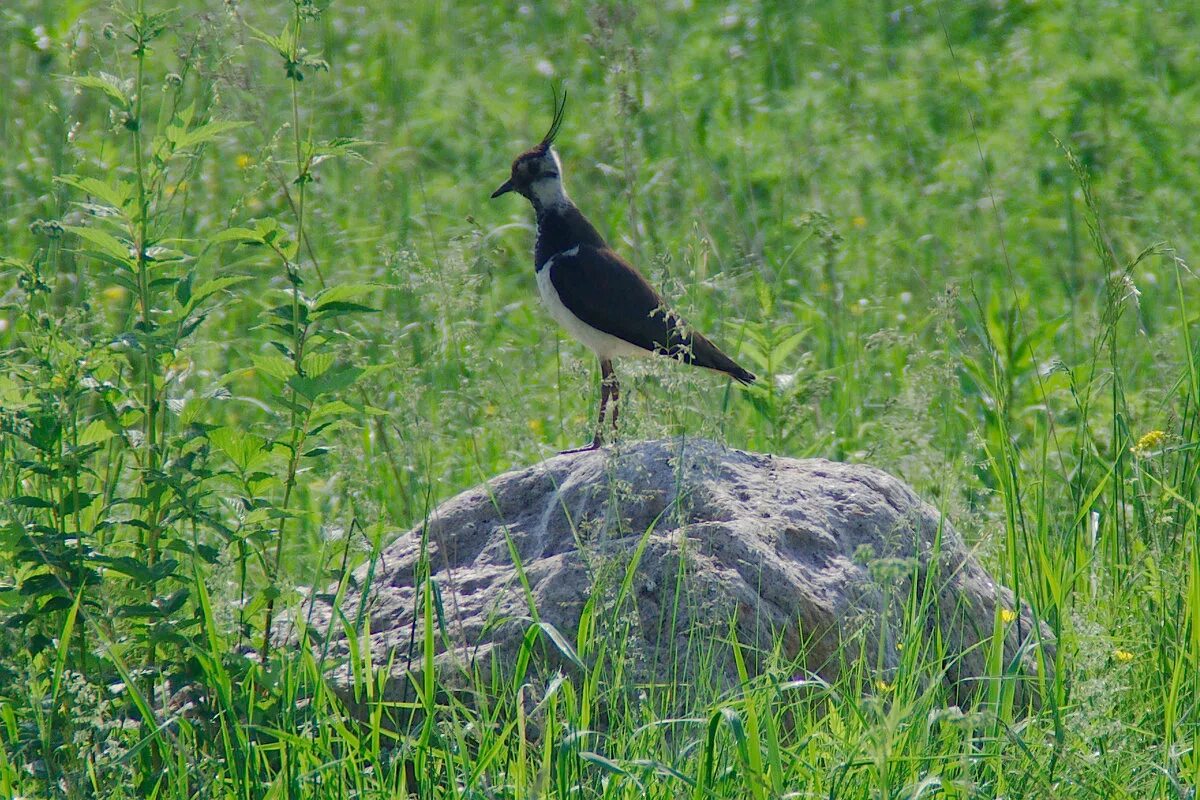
[{"left": 1, "top": 0, "right": 1199, "bottom": 796}]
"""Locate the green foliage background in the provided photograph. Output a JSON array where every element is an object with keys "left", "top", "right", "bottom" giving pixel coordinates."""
[{"left": 1, "top": 0, "right": 1199, "bottom": 797}]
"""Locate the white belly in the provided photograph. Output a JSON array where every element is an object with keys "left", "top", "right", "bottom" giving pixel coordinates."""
[{"left": 536, "top": 252, "right": 651, "bottom": 361}]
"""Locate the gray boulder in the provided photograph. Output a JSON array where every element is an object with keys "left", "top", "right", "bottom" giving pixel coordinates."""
[{"left": 297, "top": 439, "right": 1047, "bottom": 706}]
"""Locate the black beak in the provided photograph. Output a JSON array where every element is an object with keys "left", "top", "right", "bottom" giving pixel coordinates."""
[{"left": 490, "top": 179, "right": 515, "bottom": 199}]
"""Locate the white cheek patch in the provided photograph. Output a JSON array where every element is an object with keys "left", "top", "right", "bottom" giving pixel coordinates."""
[
  {"left": 528, "top": 147, "right": 568, "bottom": 208},
  {"left": 529, "top": 176, "right": 568, "bottom": 208}
]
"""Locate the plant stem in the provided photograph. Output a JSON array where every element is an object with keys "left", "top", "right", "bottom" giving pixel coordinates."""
[
  {"left": 131, "top": 0, "right": 161, "bottom": 576},
  {"left": 261, "top": 7, "right": 313, "bottom": 660}
]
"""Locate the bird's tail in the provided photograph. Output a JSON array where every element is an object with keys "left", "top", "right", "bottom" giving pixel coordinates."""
[{"left": 686, "top": 331, "right": 756, "bottom": 385}]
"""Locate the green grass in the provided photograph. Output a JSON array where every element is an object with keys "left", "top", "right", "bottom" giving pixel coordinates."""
[{"left": 1, "top": 0, "right": 1199, "bottom": 796}]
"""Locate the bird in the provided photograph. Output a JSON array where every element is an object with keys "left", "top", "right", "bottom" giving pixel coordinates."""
[{"left": 491, "top": 92, "right": 756, "bottom": 453}]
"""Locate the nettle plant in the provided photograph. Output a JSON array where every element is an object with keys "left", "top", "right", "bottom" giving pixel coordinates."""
[
  {"left": 2, "top": 7, "right": 248, "bottom": 668},
  {"left": 0, "top": 0, "right": 375, "bottom": 786}
]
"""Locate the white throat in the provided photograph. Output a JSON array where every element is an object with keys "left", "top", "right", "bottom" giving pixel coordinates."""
[{"left": 530, "top": 175, "right": 569, "bottom": 209}]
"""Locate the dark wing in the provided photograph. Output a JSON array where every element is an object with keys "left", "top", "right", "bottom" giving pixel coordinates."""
[{"left": 549, "top": 245, "right": 755, "bottom": 384}]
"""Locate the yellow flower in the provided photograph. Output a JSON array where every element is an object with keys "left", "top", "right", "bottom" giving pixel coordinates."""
[
  {"left": 875, "top": 679, "right": 893, "bottom": 692},
  {"left": 851, "top": 215, "right": 868, "bottom": 229},
  {"left": 896, "top": 642, "right": 904, "bottom": 651},
  {"left": 1131, "top": 429, "right": 1167, "bottom": 457},
  {"left": 1113, "top": 648, "right": 1134, "bottom": 663},
  {"left": 484, "top": 403, "right": 498, "bottom": 417},
  {"left": 102, "top": 285, "right": 127, "bottom": 303},
  {"left": 236, "top": 153, "right": 253, "bottom": 170},
  {"left": 527, "top": 418, "right": 543, "bottom": 435},
  {"left": 1000, "top": 609, "right": 1017, "bottom": 624}
]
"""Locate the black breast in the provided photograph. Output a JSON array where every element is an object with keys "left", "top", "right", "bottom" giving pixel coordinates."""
[{"left": 534, "top": 204, "right": 608, "bottom": 271}]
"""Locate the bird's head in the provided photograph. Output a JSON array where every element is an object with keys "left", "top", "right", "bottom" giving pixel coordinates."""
[{"left": 491, "top": 89, "right": 569, "bottom": 209}]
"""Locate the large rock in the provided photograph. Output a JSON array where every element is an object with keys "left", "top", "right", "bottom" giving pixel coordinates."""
[{"left": 298, "top": 439, "right": 1047, "bottom": 705}]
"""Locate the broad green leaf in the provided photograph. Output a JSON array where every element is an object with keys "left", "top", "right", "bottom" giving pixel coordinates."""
[
  {"left": 99, "top": 556, "right": 153, "bottom": 584},
  {"left": 176, "top": 101, "right": 196, "bottom": 130},
  {"left": 313, "top": 283, "right": 381, "bottom": 308},
  {"left": 252, "top": 217, "right": 283, "bottom": 239},
  {"left": 288, "top": 364, "right": 362, "bottom": 401},
  {"left": 156, "top": 588, "right": 190, "bottom": 616},
  {"left": 68, "top": 73, "right": 130, "bottom": 108},
  {"left": 144, "top": 246, "right": 187, "bottom": 263},
  {"left": 311, "top": 399, "right": 357, "bottom": 420},
  {"left": 175, "top": 270, "right": 195, "bottom": 306},
  {"left": 187, "top": 276, "right": 250, "bottom": 310},
  {"left": 55, "top": 175, "right": 131, "bottom": 213},
  {"left": 11, "top": 496, "right": 53, "bottom": 509},
  {"left": 175, "top": 119, "right": 249, "bottom": 150},
  {"left": 311, "top": 301, "right": 378, "bottom": 320},
  {"left": 251, "top": 352, "right": 295, "bottom": 382},
  {"left": 769, "top": 328, "right": 808, "bottom": 365},
  {"left": 359, "top": 363, "right": 394, "bottom": 380},
  {"left": 209, "top": 227, "right": 263, "bottom": 246},
  {"left": 56, "top": 491, "right": 96, "bottom": 515},
  {"left": 301, "top": 351, "right": 335, "bottom": 377},
  {"left": 209, "top": 427, "right": 270, "bottom": 472},
  {"left": 78, "top": 420, "right": 115, "bottom": 446},
  {"left": 64, "top": 225, "right": 133, "bottom": 265},
  {"left": 245, "top": 22, "right": 287, "bottom": 55},
  {"left": 310, "top": 137, "right": 375, "bottom": 164}
]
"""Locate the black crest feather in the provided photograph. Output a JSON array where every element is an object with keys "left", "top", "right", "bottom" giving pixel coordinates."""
[{"left": 539, "top": 83, "right": 567, "bottom": 150}]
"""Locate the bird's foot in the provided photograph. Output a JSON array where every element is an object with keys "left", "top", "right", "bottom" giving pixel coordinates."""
[{"left": 559, "top": 438, "right": 602, "bottom": 455}]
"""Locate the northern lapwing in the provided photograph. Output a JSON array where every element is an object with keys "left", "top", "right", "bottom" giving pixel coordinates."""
[{"left": 492, "top": 93, "right": 756, "bottom": 453}]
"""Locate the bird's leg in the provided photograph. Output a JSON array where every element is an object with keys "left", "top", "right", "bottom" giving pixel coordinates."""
[
  {"left": 608, "top": 367, "right": 620, "bottom": 437},
  {"left": 559, "top": 359, "right": 613, "bottom": 454}
]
